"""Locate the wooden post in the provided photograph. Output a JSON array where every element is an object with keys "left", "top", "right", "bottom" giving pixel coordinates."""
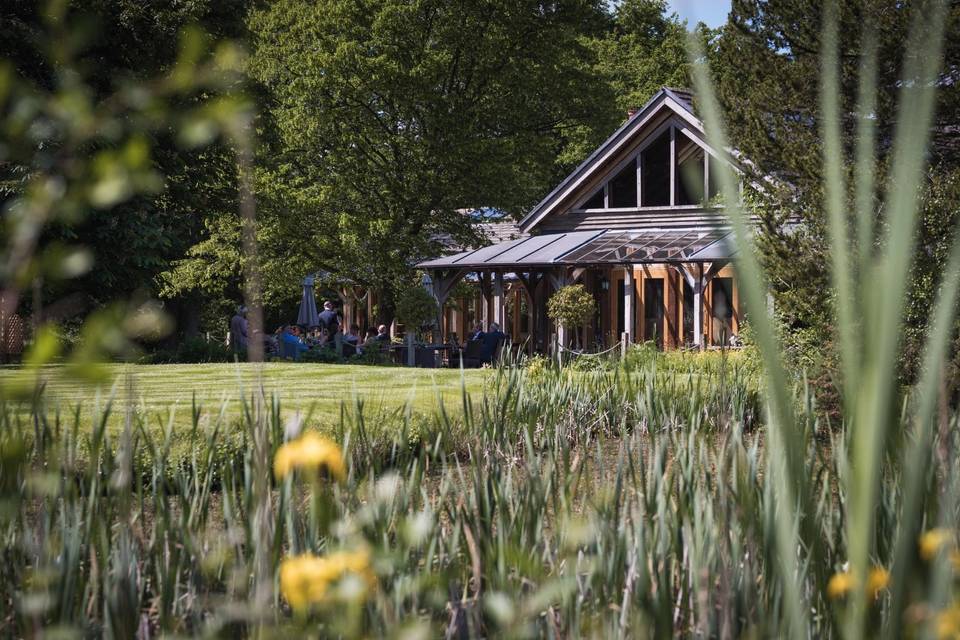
[
  {"left": 493, "top": 271, "right": 505, "bottom": 328},
  {"left": 623, "top": 267, "right": 634, "bottom": 344},
  {"left": 669, "top": 126, "right": 677, "bottom": 206},
  {"left": 693, "top": 263, "right": 704, "bottom": 350},
  {"left": 406, "top": 332, "right": 415, "bottom": 366}
]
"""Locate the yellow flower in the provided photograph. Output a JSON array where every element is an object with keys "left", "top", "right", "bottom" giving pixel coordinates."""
[
  {"left": 935, "top": 606, "right": 960, "bottom": 640},
  {"left": 827, "top": 571, "right": 855, "bottom": 599},
  {"left": 274, "top": 432, "right": 346, "bottom": 481},
  {"left": 280, "top": 549, "right": 375, "bottom": 611},
  {"left": 921, "top": 529, "right": 956, "bottom": 561},
  {"left": 827, "top": 566, "right": 889, "bottom": 600},
  {"left": 867, "top": 567, "right": 890, "bottom": 599}
]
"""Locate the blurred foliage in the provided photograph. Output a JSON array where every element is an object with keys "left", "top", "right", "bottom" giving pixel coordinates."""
[
  {"left": 713, "top": 0, "right": 960, "bottom": 388},
  {"left": 0, "top": 1, "right": 251, "bottom": 368}
]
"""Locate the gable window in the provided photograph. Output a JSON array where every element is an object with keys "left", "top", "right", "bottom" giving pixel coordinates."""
[
  {"left": 640, "top": 129, "right": 671, "bottom": 207},
  {"left": 581, "top": 188, "right": 605, "bottom": 209},
  {"left": 608, "top": 159, "right": 637, "bottom": 208},
  {"left": 677, "top": 131, "right": 705, "bottom": 206},
  {"left": 574, "top": 120, "right": 731, "bottom": 211},
  {"left": 707, "top": 154, "right": 723, "bottom": 201}
]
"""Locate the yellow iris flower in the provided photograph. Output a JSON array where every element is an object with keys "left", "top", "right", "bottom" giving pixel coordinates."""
[
  {"left": 920, "top": 529, "right": 956, "bottom": 561},
  {"left": 827, "top": 567, "right": 889, "bottom": 600},
  {"left": 274, "top": 432, "right": 346, "bottom": 481},
  {"left": 280, "top": 549, "right": 375, "bottom": 611}
]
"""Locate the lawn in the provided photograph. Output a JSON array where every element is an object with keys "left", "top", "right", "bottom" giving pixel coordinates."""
[{"left": 0, "top": 362, "right": 488, "bottom": 430}]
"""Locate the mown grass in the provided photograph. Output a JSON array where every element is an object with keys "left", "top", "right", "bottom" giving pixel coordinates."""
[{"left": 0, "top": 362, "right": 489, "bottom": 428}]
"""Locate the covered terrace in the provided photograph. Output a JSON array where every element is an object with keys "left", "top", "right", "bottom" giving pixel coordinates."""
[{"left": 419, "top": 227, "right": 739, "bottom": 352}]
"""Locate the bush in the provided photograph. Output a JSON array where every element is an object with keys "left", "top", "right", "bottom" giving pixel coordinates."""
[
  {"left": 396, "top": 284, "right": 438, "bottom": 334},
  {"left": 299, "top": 347, "right": 343, "bottom": 364},
  {"left": 142, "top": 335, "right": 233, "bottom": 364},
  {"left": 547, "top": 284, "right": 596, "bottom": 348}
]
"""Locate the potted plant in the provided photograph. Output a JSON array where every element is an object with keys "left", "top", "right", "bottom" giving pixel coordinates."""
[{"left": 547, "top": 284, "right": 596, "bottom": 351}]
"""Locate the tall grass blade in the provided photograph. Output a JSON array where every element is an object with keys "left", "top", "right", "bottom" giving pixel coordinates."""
[
  {"left": 820, "top": 0, "right": 858, "bottom": 409},
  {"left": 845, "top": 1, "right": 948, "bottom": 635},
  {"left": 686, "top": 35, "right": 810, "bottom": 640}
]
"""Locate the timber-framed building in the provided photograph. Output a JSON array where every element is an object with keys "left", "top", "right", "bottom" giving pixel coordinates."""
[{"left": 419, "top": 87, "right": 742, "bottom": 351}]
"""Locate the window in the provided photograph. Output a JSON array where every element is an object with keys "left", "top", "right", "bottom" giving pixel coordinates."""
[
  {"left": 574, "top": 123, "right": 732, "bottom": 211},
  {"left": 708, "top": 154, "right": 724, "bottom": 202},
  {"left": 641, "top": 130, "right": 671, "bottom": 207},
  {"left": 608, "top": 159, "right": 637, "bottom": 208},
  {"left": 644, "top": 278, "right": 664, "bottom": 348},
  {"left": 682, "top": 280, "right": 694, "bottom": 343},
  {"left": 711, "top": 277, "right": 734, "bottom": 344},
  {"left": 677, "top": 132, "right": 705, "bottom": 205},
  {"left": 581, "top": 188, "right": 604, "bottom": 209}
]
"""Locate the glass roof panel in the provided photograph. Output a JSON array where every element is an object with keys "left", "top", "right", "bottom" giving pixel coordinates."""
[{"left": 557, "top": 228, "right": 734, "bottom": 264}]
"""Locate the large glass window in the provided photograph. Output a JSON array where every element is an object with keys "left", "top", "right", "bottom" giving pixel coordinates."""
[
  {"left": 707, "top": 154, "right": 724, "bottom": 202},
  {"left": 682, "top": 280, "right": 694, "bottom": 344},
  {"left": 644, "top": 278, "right": 665, "bottom": 347},
  {"left": 608, "top": 159, "right": 637, "bottom": 208},
  {"left": 641, "top": 130, "right": 671, "bottom": 207},
  {"left": 574, "top": 124, "right": 731, "bottom": 211},
  {"left": 677, "top": 132, "right": 705, "bottom": 206},
  {"left": 581, "top": 188, "right": 604, "bottom": 209},
  {"left": 711, "top": 277, "right": 734, "bottom": 344}
]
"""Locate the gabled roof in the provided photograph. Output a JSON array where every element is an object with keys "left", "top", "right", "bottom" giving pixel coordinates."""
[{"left": 518, "top": 87, "right": 704, "bottom": 233}]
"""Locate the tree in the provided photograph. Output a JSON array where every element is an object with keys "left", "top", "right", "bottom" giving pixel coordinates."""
[
  {"left": 0, "top": 0, "right": 251, "bottom": 339},
  {"left": 712, "top": 0, "right": 960, "bottom": 380},
  {"left": 395, "top": 284, "right": 437, "bottom": 338},
  {"left": 547, "top": 284, "right": 597, "bottom": 348},
  {"left": 244, "top": 0, "right": 611, "bottom": 326}
]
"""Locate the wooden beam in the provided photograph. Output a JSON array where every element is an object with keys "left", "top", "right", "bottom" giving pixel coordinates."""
[
  {"left": 492, "top": 271, "right": 505, "bottom": 328},
  {"left": 669, "top": 125, "right": 676, "bottom": 207},
  {"left": 623, "top": 267, "right": 634, "bottom": 343}
]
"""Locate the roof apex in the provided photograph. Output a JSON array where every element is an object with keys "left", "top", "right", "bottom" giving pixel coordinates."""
[{"left": 519, "top": 87, "right": 703, "bottom": 233}]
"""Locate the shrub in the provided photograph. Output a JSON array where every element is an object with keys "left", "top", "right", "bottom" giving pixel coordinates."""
[
  {"left": 395, "top": 285, "right": 438, "bottom": 335},
  {"left": 171, "top": 336, "right": 233, "bottom": 363},
  {"left": 547, "top": 284, "right": 596, "bottom": 332},
  {"left": 300, "top": 347, "right": 343, "bottom": 364}
]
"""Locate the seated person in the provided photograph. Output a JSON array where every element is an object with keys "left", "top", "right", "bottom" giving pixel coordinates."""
[
  {"left": 281, "top": 325, "right": 309, "bottom": 361},
  {"left": 467, "top": 322, "right": 485, "bottom": 342},
  {"left": 360, "top": 327, "right": 379, "bottom": 354},
  {"left": 344, "top": 324, "right": 361, "bottom": 346},
  {"left": 375, "top": 324, "right": 390, "bottom": 342},
  {"left": 481, "top": 322, "right": 507, "bottom": 363}
]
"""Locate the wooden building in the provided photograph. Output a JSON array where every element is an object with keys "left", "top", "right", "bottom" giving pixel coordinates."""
[{"left": 420, "top": 87, "right": 742, "bottom": 351}]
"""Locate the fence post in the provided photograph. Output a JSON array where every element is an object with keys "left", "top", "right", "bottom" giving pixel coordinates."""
[
  {"left": 621, "top": 332, "right": 628, "bottom": 359},
  {"left": 406, "top": 332, "right": 415, "bottom": 366}
]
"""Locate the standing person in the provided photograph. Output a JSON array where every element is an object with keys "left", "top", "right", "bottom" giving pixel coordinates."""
[
  {"left": 229, "top": 306, "right": 248, "bottom": 353},
  {"left": 375, "top": 324, "right": 390, "bottom": 342},
  {"left": 318, "top": 300, "right": 340, "bottom": 338}
]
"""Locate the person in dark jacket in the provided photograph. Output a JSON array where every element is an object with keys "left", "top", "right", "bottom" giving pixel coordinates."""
[
  {"left": 229, "top": 306, "right": 248, "bottom": 353},
  {"left": 468, "top": 322, "right": 485, "bottom": 342},
  {"left": 317, "top": 300, "right": 340, "bottom": 336},
  {"left": 481, "top": 322, "right": 507, "bottom": 363}
]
